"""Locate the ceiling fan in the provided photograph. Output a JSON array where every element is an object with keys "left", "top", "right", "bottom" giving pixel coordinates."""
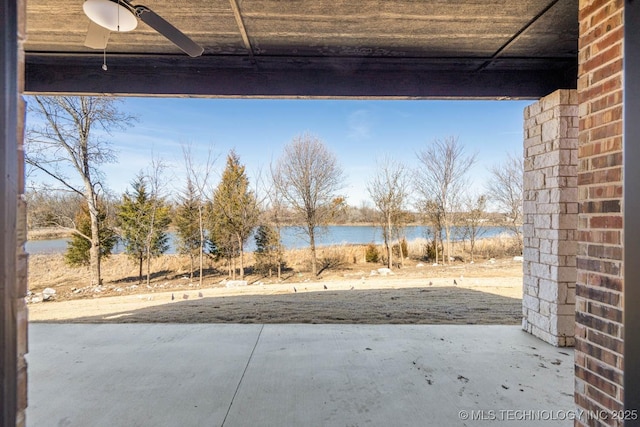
[{"left": 82, "top": 0, "right": 204, "bottom": 57}]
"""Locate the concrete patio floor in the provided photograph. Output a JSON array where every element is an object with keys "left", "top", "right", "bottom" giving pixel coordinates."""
[{"left": 27, "top": 324, "right": 577, "bottom": 426}]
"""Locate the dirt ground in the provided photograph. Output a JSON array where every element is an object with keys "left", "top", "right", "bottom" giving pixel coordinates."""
[{"left": 28, "top": 253, "right": 524, "bottom": 324}]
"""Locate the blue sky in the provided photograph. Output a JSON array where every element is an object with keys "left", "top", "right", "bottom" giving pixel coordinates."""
[{"left": 30, "top": 98, "right": 533, "bottom": 206}]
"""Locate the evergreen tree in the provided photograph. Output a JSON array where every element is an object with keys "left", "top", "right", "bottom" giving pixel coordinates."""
[
  {"left": 209, "top": 151, "right": 259, "bottom": 279},
  {"left": 174, "top": 179, "right": 205, "bottom": 279},
  {"left": 117, "top": 174, "right": 171, "bottom": 283},
  {"left": 64, "top": 202, "right": 117, "bottom": 267},
  {"left": 254, "top": 224, "right": 283, "bottom": 277}
]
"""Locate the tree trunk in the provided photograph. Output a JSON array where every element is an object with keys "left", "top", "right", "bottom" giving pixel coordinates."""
[
  {"left": 277, "top": 244, "right": 282, "bottom": 280},
  {"left": 86, "top": 187, "right": 101, "bottom": 287},
  {"left": 386, "top": 214, "right": 393, "bottom": 269},
  {"left": 444, "top": 225, "right": 451, "bottom": 265},
  {"left": 309, "top": 226, "right": 317, "bottom": 275},
  {"left": 88, "top": 207, "right": 101, "bottom": 286},
  {"left": 198, "top": 206, "right": 204, "bottom": 287},
  {"left": 146, "top": 248, "right": 151, "bottom": 287},
  {"left": 138, "top": 255, "right": 143, "bottom": 284},
  {"left": 238, "top": 234, "right": 244, "bottom": 279},
  {"left": 189, "top": 254, "right": 194, "bottom": 280}
]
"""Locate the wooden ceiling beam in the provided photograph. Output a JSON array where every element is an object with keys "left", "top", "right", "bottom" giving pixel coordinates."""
[
  {"left": 477, "top": 0, "right": 564, "bottom": 71},
  {"left": 228, "top": 0, "right": 254, "bottom": 57},
  {"left": 25, "top": 54, "right": 576, "bottom": 99}
]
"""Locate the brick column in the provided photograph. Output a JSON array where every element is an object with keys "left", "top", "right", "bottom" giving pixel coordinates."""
[
  {"left": 522, "top": 89, "right": 578, "bottom": 347},
  {"left": 575, "top": 1, "right": 624, "bottom": 424}
]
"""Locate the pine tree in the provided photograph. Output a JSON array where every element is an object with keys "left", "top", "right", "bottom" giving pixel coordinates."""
[
  {"left": 174, "top": 179, "right": 204, "bottom": 279},
  {"left": 117, "top": 174, "right": 171, "bottom": 283},
  {"left": 209, "top": 151, "right": 259, "bottom": 279},
  {"left": 254, "top": 224, "right": 283, "bottom": 277},
  {"left": 64, "top": 202, "right": 117, "bottom": 267}
]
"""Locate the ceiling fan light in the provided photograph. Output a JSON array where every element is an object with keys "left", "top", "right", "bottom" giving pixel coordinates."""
[{"left": 83, "top": 0, "right": 137, "bottom": 32}]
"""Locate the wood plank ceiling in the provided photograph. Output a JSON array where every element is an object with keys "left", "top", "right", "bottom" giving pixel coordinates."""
[{"left": 24, "top": 0, "right": 578, "bottom": 98}]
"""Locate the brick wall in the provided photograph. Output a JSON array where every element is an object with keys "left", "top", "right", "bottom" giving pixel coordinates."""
[
  {"left": 575, "top": 0, "right": 624, "bottom": 425},
  {"left": 522, "top": 89, "right": 578, "bottom": 347}
]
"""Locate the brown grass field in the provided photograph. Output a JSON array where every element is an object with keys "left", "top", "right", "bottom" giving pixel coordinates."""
[{"left": 27, "top": 238, "right": 524, "bottom": 325}]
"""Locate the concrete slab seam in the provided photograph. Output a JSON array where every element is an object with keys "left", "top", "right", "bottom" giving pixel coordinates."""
[{"left": 221, "top": 324, "right": 265, "bottom": 427}]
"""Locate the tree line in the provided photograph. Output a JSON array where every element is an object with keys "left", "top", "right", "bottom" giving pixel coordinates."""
[{"left": 25, "top": 96, "right": 523, "bottom": 287}]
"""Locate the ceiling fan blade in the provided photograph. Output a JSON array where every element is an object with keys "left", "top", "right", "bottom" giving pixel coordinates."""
[
  {"left": 135, "top": 6, "right": 204, "bottom": 57},
  {"left": 84, "top": 20, "right": 111, "bottom": 49}
]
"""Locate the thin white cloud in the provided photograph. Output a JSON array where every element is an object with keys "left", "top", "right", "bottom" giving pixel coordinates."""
[{"left": 347, "top": 109, "right": 372, "bottom": 141}]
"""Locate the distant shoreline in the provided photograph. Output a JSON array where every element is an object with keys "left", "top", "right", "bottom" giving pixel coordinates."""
[{"left": 27, "top": 228, "right": 73, "bottom": 241}]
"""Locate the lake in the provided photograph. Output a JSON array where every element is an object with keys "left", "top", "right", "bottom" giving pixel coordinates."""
[{"left": 26, "top": 225, "right": 512, "bottom": 255}]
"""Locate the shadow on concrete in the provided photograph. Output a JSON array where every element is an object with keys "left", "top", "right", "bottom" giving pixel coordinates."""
[{"left": 35, "top": 286, "right": 522, "bottom": 325}]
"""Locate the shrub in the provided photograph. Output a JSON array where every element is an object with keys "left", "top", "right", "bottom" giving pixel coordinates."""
[{"left": 365, "top": 244, "right": 379, "bottom": 263}]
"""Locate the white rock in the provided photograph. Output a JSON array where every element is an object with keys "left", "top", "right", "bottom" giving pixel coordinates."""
[
  {"left": 416, "top": 263, "right": 424, "bottom": 268},
  {"left": 377, "top": 268, "right": 394, "bottom": 276},
  {"left": 42, "top": 288, "right": 56, "bottom": 301},
  {"left": 513, "top": 256, "right": 524, "bottom": 262},
  {"left": 225, "top": 280, "right": 248, "bottom": 288}
]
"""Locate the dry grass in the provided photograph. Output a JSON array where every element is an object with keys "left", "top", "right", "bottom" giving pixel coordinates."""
[
  {"left": 28, "top": 236, "right": 523, "bottom": 301},
  {"left": 27, "top": 227, "right": 72, "bottom": 240}
]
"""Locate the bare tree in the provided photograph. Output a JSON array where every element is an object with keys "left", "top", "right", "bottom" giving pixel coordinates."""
[
  {"left": 461, "top": 193, "right": 488, "bottom": 262},
  {"left": 143, "top": 157, "right": 171, "bottom": 286},
  {"left": 179, "top": 144, "right": 216, "bottom": 286},
  {"left": 487, "top": 152, "right": 524, "bottom": 252},
  {"left": 415, "top": 136, "right": 476, "bottom": 264},
  {"left": 272, "top": 133, "right": 345, "bottom": 275},
  {"left": 420, "top": 199, "right": 445, "bottom": 264},
  {"left": 25, "top": 189, "right": 83, "bottom": 231},
  {"left": 367, "top": 157, "right": 410, "bottom": 269},
  {"left": 257, "top": 167, "right": 287, "bottom": 279},
  {"left": 26, "top": 96, "right": 135, "bottom": 286}
]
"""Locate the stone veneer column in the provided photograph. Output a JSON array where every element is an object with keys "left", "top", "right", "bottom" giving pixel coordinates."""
[{"left": 522, "top": 89, "right": 578, "bottom": 347}]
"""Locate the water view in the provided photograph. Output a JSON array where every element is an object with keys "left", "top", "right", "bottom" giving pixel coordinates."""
[{"left": 26, "top": 225, "right": 512, "bottom": 255}]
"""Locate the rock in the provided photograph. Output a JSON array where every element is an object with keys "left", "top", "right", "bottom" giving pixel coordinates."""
[
  {"left": 225, "top": 280, "right": 248, "bottom": 288},
  {"left": 416, "top": 263, "right": 424, "bottom": 268},
  {"left": 377, "top": 268, "right": 394, "bottom": 276},
  {"left": 42, "top": 287, "right": 56, "bottom": 301},
  {"left": 72, "top": 289, "right": 81, "bottom": 294},
  {"left": 513, "top": 256, "right": 524, "bottom": 262}
]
